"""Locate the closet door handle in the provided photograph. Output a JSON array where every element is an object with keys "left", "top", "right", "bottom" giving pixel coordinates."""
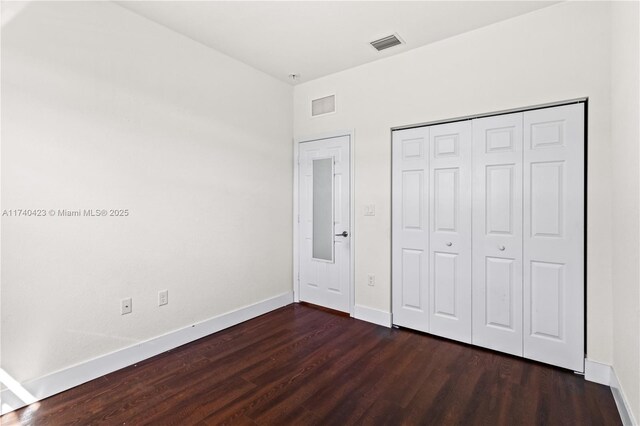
[
  {"left": 498, "top": 245, "right": 505, "bottom": 251},
  {"left": 335, "top": 231, "right": 348, "bottom": 237},
  {"left": 446, "top": 242, "right": 453, "bottom": 247}
]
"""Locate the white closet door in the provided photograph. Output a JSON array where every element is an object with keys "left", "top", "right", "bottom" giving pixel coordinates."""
[
  {"left": 428, "top": 121, "right": 472, "bottom": 343},
  {"left": 392, "top": 127, "right": 430, "bottom": 332},
  {"left": 472, "top": 112, "right": 524, "bottom": 356},
  {"left": 523, "top": 104, "right": 584, "bottom": 372}
]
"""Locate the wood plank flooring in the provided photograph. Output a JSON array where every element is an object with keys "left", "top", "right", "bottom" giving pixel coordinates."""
[{"left": 2, "top": 304, "right": 620, "bottom": 425}]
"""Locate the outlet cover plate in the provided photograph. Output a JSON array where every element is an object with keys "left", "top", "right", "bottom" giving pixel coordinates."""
[{"left": 121, "top": 297, "right": 132, "bottom": 315}]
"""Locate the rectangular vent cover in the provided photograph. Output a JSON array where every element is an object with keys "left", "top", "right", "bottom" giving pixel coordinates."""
[
  {"left": 370, "top": 34, "right": 403, "bottom": 51},
  {"left": 312, "top": 95, "right": 336, "bottom": 117}
]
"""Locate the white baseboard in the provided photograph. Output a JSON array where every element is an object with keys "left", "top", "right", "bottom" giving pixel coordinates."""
[
  {"left": 584, "top": 359, "right": 612, "bottom": 386},
  {"left": 584, "top": 358, "right": 637, "bottom": 426},
  {"left": 353, "top": 304, "right": 392, "bottom": 328},
  {"left": 610, "top": 367, "right": 638, "bottom": 426},
  {"left": 0, "top": 291, "right": 293, "bottom": 415}
]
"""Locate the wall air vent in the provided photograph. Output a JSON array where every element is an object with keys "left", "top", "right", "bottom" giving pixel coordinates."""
[
  {"left": 370, "top": 34, "right": 403, "bottom": 51},
  {"left": 311, "top": 95, "right": 336, "bottom": 117}
]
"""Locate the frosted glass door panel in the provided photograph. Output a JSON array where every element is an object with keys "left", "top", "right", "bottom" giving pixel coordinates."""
[{"left": 312, "top": 158, "right": 334, "bottom": 262}]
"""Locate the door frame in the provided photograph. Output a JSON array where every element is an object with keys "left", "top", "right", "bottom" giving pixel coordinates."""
[{"left": 293, "top": 130, "right": 355, "bottom": 316}]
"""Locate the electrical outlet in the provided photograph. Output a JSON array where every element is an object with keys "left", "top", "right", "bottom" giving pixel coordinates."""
[
  {"left": 159, "top": 290, "right": 168, "bottom": 306},
  {"left": 367, "top": 274, "right": 375, "bottom": 287},
  {"left": 121, "top": 297, "right": 132, "bottom": 315}
]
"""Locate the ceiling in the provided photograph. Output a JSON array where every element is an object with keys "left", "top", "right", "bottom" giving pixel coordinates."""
[{"left": 116, "top": 1, "right": 558, "bottom": 85}]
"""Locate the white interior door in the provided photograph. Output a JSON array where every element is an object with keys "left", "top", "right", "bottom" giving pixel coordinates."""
[
  {"left": 523, "top": 104, "right": 584, "bottom": 371},
  {"left": 298, "top": 136, "right": 350, "bottom": 313},
  {"left": 472, "top": 112, "right": 524, "bottom": 356},
  {"left": 392, "top": 127, "right": 430, "bottom": 332},
  {"left": 428, "top": 121, "right": 472, "bottom": 343}
]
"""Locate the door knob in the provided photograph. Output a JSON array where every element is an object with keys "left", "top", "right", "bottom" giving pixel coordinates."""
[
  {"left": 335, "top": 231, "right": 348, "bottom": 237},
  {"left": 446, "top": 242, "right": 453, "bottom": 247},
  {"left": 498, "top": 245, "right": 506, "bottom": 251}
]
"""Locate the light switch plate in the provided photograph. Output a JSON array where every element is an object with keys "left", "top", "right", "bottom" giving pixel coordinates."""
[
  {"left": 364, "top": 204, "right": 376, "bottom": 216},
  {"left": 159, "top": 290, "right": 168, "bottom": 306}
]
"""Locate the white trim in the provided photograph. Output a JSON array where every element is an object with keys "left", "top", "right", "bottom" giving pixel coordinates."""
[
  {"left": 0, "top": 292, "right": 293, "bottom": 415},
  {"left": 295, "top": 129, "right": 355, "bottom": 146},
  {"left": 293, "top": 138, "right": 300, "bottom": 303},
  {"left": 293, "top": 130, "right": 355, "bottom": 317},
  {"left": 584, "top": 359, "right": 612, "bottom": 386},
  {"left": 349, "top": 130, "right": 355, "bottom": 317},
  {"left": 391, "top": 97, "right": 588, "bottom": 131},
  {"left": 610, "top": 367, "right": 638, "bottom": 426},
  {"left": 354, "top": 304, "right": 392, "bottom": 328},
  {"left": 584, "top": 359, "right": 637, "bottom": 426}
]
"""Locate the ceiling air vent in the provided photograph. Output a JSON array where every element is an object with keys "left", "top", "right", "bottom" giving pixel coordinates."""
[
  {"left": 370, "top": 34, "right": 403, "bottom": 51},
  {"left": 311, "top": 95, "right": 336, "bottom": 117}
]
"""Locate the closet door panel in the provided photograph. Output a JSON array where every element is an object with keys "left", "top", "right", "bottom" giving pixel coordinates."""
[
  {"left": 523, "top": 104, "right": 584, "bottom": 372},
  {"left": 428, "top": 121, "right": 472, "bottom": 343},
  {"left": 485, "top": 256, "right": 516, "bottom": 329},
  {"left": 392, "top": 127, "right": 430, "bottom": 332},
  {"left": 472, "top": 112, "right": 524, "bottom": 356}
]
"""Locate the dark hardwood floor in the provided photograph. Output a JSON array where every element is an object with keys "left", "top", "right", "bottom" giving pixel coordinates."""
[{"left": 2, "top": 304, "right": 620, "bottom": 425}]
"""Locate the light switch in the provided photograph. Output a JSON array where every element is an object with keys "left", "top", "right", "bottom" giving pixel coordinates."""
[{"left": 364, "top": 204, "right": 376, "bottom": 216}]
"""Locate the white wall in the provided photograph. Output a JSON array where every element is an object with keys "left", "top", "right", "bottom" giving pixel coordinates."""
[
  {"left": 1, "top": 2, "right": 292, "bottom": 383},
  {"left": 611, "top": 0, "right": 640, "bottom": 421},
  {"left": 294, "top": 2, "right": 614, "bottom": 364}
]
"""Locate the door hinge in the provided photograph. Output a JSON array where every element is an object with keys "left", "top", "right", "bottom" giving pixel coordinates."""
[{"left": 297, "top": 214, "right": 300, "bottom": 223}]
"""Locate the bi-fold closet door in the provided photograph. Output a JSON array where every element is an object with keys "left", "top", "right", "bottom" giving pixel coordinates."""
[
  {"left": 392, "top": 103, "right": 585, "bottom": 372},
  {"left": 472, "top": 112, "right": 524, "bottom": 356},
  {"left": 391, "top": 121, "right": 472, "bottom": 342}
]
